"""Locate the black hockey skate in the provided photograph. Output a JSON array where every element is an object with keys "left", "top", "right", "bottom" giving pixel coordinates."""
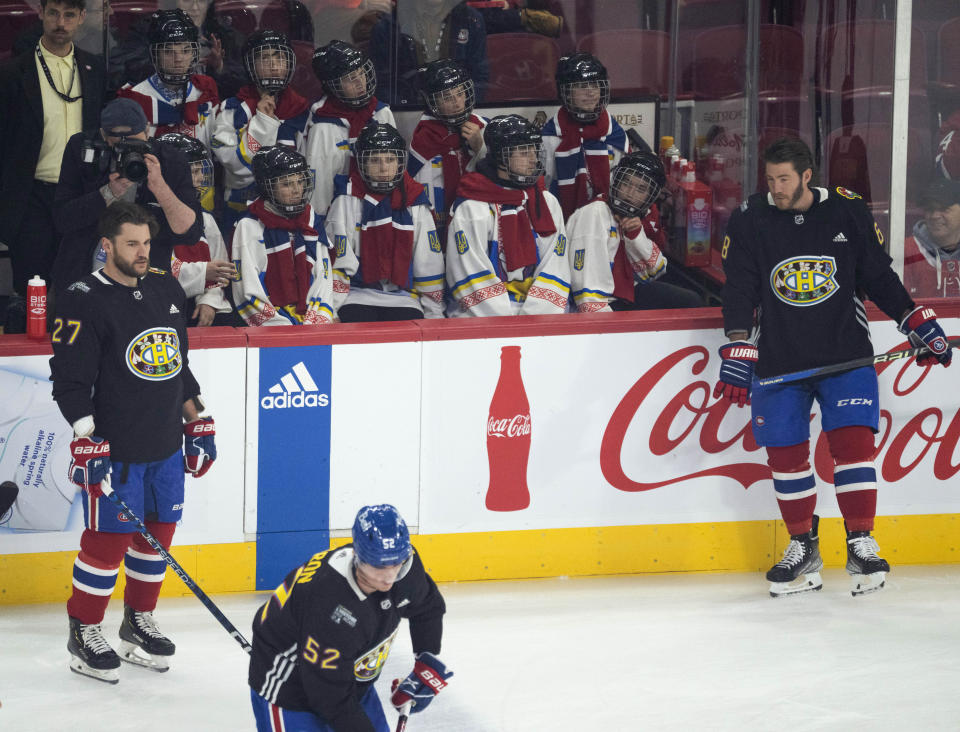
[
  {"left": 118, "top": 605, "right": 175, "bottom": 672},
  {"left": 766, "top": 515, "right": 823, "bottom": 597},
  {"left": 68, "top": 616, "right": 120, "bottom": 684},
  {"left": 846, "top": 526, "right": 890, "bottom": 596}
]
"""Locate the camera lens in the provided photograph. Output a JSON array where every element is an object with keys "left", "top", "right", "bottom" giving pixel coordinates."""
[{"left": 123, "top": 154, "right": 148, "bottom": 183}]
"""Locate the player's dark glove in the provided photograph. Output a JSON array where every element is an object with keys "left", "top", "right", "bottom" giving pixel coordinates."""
[
  {"left": 899, "top": 306, "right": 953, "bottom": 367},
  {"left": 183, "top": 417, "right": 217, "bottom": 477},
  {"left": 69, "top": 436, "right": 112, "bottom": 499},
  {"left": 713, "top": 340, "right": 758, "bottom": 407},
  {"left": 390, "top": 652, "right": 453, "bottom": 714}
]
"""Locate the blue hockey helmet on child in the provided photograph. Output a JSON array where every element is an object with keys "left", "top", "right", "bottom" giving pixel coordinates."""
[{"left": 352, "top": 504, "right": 412, "bottom": 567}]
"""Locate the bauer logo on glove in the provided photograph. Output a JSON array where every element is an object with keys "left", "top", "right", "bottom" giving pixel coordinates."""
[
  {"left": 390, "top": 651, "right": 453, "bottom": 714},
  {"left": 69, "top": 436, "right": 112, "bottom": 498},
  {"left": 183, "top": 417, "right": 217, "bottom": 477}
]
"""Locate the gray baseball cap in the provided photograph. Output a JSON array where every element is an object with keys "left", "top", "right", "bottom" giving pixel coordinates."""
[{"left": 100, "top": 98, "right": 148, "bottom": 137}]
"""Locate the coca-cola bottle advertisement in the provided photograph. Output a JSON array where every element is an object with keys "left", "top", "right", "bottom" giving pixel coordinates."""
[{"left": 486, "top": 345, "right": 532, "bottom": 511}]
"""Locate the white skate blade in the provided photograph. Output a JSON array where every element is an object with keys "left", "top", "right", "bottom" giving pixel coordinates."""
[
  {"left": 69, "top": 656, "right": 119, "bottom": 684},
  {"left": 769, "top": 572, "right": 823, "bottom": 598},
  {"left": 118, "top": 640, "right": 170, "bottom": 672},
  {"left": 850, "top": 571, "right": 886, "bottom": 596}
]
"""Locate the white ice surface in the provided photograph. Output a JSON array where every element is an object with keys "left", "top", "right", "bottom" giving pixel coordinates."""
[{"left": 1, "top": 567, "right": 959, "bottom": 731}]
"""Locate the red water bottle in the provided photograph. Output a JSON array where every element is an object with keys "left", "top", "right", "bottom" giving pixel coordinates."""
[
  {"left": 27, "top": 275, "right": 47, "bottom": 340},
  {"left": 485, "top": 345, "right": 531, "bottom": 511}
]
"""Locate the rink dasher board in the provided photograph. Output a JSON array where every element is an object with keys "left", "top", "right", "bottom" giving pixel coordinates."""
[{"left": 1, "top": 309, "right": 959, "bottom": 601}]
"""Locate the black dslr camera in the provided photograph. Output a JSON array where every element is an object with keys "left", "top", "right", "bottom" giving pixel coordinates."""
[{"left": 81, "top": 136, "right": 153, "bottom": 183}]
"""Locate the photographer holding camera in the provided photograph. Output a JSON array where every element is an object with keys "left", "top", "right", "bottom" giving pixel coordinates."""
[{"left": 52, "top": 97, "right": 201, "bottom": 296}]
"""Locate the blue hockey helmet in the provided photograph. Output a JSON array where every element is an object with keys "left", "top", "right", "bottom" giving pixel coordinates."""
[{"left": 352, "top": 504, "right": 412, "bottom": 567}]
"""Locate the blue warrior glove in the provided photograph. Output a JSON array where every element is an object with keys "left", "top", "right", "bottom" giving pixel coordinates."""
[
  {"left": 713, "top": 340, "right": 758, "bottom": 408},
  {"left": 899, "top": 306, "right": 953, "bottom": 367},
  {"left": 390, "top": 652, "right": 453, "bottom": 714}
]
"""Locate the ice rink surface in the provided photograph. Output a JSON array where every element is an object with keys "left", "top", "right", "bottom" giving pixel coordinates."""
[{"left": 2, "top": 566, "right": 959, "bottom": 731}]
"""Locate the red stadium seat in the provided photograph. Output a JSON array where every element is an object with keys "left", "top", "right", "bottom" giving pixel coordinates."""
[
  {"left": 0, "top": 0, "right": 38, "bottom": 61},
  {"left": 576, "top": 29, "right": 670, "bottom": 97},
  {"left": 691, "top": 25, "right": 805, "bottom": 99},
  {"left": 110, "top": 0, "right": 160, "bottom": 39},
  {"left": 290, "top": 39, "right": 323, "bottom": 103},
  {"left": 215, "top": 1, "right": 258, "bottom": 36},
  {"left": 485, "top": 33, "right": 561, "bottom": 103},
  {"left": 937, "top": 17, "right": 960, "bottom": 87}
]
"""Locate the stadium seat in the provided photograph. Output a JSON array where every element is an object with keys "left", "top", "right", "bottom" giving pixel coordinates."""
[
  {"left": 0, "top": 0, "right": 38, "bottom": 61},
  {"left": 110, "top": 0, "right": 160, "bottom": 39},
  {"left": 485, "top": 34, "right": 561, "bottom": 103},
  {"left": 215, "top": 1, "right": 258, "bottom": 36},
  {"left": 290, "top": 39, "right": 323, "bottom": 102},
  {"left": 937, "top": 17, "right": 960, "bottom": 87},
  {"left": 576, "top": 30, "right": 670, "bottom": 97}
]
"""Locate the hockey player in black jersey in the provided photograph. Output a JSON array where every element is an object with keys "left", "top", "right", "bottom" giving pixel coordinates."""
[
  {"left": 249, "top": 504, "right": 451, "bottom": 731},
  {"left": 714, "top": 137, "right": 953, "bottom": 597},
  {"left": 50, "top": 202, "right": 216, "bottom": 682}
]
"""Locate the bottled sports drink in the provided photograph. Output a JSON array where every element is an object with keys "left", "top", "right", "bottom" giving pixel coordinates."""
[
  {"left": 485, "top": 345, "right": 531, "bottom": 511},
  {"left": 27, "top": 275, "right": 47, "bottom": 340}
]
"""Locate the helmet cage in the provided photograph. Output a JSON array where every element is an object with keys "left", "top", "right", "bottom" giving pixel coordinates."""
[
  {"left": 426, "top": 79, "right": 475, "bottom": 127},
  {"left": 610, "top": 165, "right": 662, "bottom": 218},
  {"left": 358, "top": 147, "right": 407, "bottom": 194},
  {"left": 151, "top": 41, "right": 200, "bottom": 86},
  {"left": 326, "top": 58, "right": 376, "bottom": 108},
  {"left": 190, "top": 158, "right": 214, "bottom": 193},
  {"left": 560, "top": 79, "right": 611, "bottom": 123},
  {"left": 261, "top": 169, "right": 315, "bottom": 216},
  {"left": 245, "top": 43, "right": 296, "bottom": 94},
  {"left": 498, "top": 142, "right": 545, "bottom": 188}
]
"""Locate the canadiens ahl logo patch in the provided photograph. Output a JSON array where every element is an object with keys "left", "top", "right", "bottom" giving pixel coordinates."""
[
  {"left": 126, "top": 327, "right": 182, "bottom": 380},
  {"left": 770, "top": 256, "right": 838, "bottom": 307}
]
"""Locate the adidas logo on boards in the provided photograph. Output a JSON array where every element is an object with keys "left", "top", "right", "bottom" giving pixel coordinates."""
[
  {"left": 169, "top": 304, "right": 179, "bottom": 314},
  {"left": 833, "top": 232, "right": 848, "bottom": 242},
  {"left": 261, "top": 361, "right": 330, "bottom": 410}
]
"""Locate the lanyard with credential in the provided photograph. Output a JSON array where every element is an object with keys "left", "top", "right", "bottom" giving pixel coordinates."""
[{"left": 36, "top": 43, "right": 82, "bottom": 103}]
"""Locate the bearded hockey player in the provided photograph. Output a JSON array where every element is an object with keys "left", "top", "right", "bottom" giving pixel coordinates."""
[
  {"left": 248, "top": 504, "right": 451, "bottom": 731},
  {"left": 211, "top": 30, "right": 310, "bottom": 229},
  {"left": 408, "top": 59, "right": 487, "bottom": 241},
  {"left": 303, "top": 40, "right": 395, "bottom": 219},
  {"left": 714, "top": 136, "right": 953, "bottom": 597},
  {"left": 325, "top": 122, "right": 444, "bottom": 322},
  {"left": 446, "top": 114, "right": 570, "bottom": 317},
  {"left": 540, "top": 53, "right": 628, "bottom": 220},
  {"left": 116, "top": 10, "right": 219, "bottom": 150},
  {"left": 231, "top": 146, "right": 335, "bottom": 326}
]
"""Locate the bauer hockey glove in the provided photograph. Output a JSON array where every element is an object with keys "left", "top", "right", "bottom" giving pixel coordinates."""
[
  {"left": 899, "top": 306, "right": 953, "bottom": 367},
  {"left": 183, "top": 417, "right": 217, "bottom": 477},
  {"left": 390, "top": 652, "right": 453, "bottom": 714},
  {"left": 713, "top": 340, "right": 758, "bottom": 407},
  {"left": 69, "top": 436, "right": 112, "bottom": 499}
]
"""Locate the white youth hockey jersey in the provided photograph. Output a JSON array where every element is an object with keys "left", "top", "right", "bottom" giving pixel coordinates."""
[{"left": 171, "top": 211, "right": 233, "bottom": 314}]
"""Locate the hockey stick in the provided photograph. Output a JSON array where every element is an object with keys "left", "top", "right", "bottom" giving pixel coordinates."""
[
  {"left": 755, "top": 338, "right": 960, "bottom": 387},
  {"left": 626, "top": 128, "right": 653, "bottom": 155},
  {"left": 395, "top": 702, "right": 413, "bottom": 732},
  {"left": 99, "top": 475, "right": 253, "bottom": 654}
]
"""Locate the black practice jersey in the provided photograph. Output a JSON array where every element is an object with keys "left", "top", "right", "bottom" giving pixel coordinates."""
[
  {"left": 720, "top": 186, "right": 914, "bottom": 378},
  {"left": 49, "top": 268, "right": 201, "bottom": 462},
  {"left": 248, "top": 545, "right": 445, "bottom": 731}
]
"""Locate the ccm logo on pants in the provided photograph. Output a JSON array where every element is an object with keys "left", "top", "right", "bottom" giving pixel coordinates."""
[{"left": 836, "top": 398, "right": 874, "bottom": 406}]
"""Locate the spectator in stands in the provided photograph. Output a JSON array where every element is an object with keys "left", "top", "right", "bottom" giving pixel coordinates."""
[
  {"left": 541, "top": 53, "right": 628, "bottom": 221},
  {"left": 156, "top": 132, "right": 240, "bottom": 326},
  {"left": 116, "top": 11, "right": 220, "bottom": 155},
  {"left": 176, "top": 0, "right": 247, "bottom": 99},
  {"left": 303, "top": 40, "right": 394, "bottom": 218},
  {"left": 232, "top": 147, "right": 335, "bottom": 326},
  {"left": 567, "top": 150, "right": 702, "bottom": 311},
  {"left": 903, "top": 179, "right": 960, "bottom": 299},
  {"left": 325, "top": 121, "right": 445, "bottom": 321},
  {"left": 475, "top": 0, "right": 564, "bottom": 38},
  {"left": 52, "top": 98, "right": 202, "bottom": 295},
  {"left": 0, "top": 0, "right": 106, "bottom": 330},
  {"left": 445, "top": 114, "right": 570, "bottom": 317},
  {"left": 308, "top": 0, "right": 394, "bottom": 46},
  {"left": 211, "top": 29, "right": 311, "bottom": 232},
  {"left": 370, "top": 0, "right": 489, "bottom": 107},
  {"left": 408, "top": 59, "right": 486, "bottom": 242}
]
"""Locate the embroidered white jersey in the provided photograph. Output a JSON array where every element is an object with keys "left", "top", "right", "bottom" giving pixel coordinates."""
[
  {"left": 117, "top": 75, "right": 217, "bottom": 150},
  {"left": 300, "top": 97, "right": 395, "bottom": 218},
  {"left": 231, "top": 207, "right": 335, "bottom": 327},
  {"left": 566, "top": 199, "right": 666, "bottom": 312},
  {"left": 324, "top": 194, "right": 445, "bottom": 318},
  {"left": 171, "top": 211, "right": 232, "bottom": 314},
  {"left": 540, "top": 111, "right": 628, "bottom": 194},
  {"left": 445, "top": 190, "right": 571, "bottom": 317}
]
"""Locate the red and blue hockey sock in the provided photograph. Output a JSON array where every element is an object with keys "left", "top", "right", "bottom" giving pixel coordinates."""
[
  {"left": 123, "top": 521, "right": 175, "bottom": 612},
  {"left": 767, "top": 442, "right": 817, "bottom": 536},
  {"left": 826, "top": 426, "right": 877, "bottom": 532},
  {"left": 67, "top": 529, "right": 132, "bottom": 624}
]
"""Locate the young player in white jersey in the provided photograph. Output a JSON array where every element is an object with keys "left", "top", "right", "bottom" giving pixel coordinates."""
[
  {"left": 116, "top": 10, "right": 219, "bottom": 155},
  {"left": 231, "top": 146, "right": 335, "bottom": 326},
  {"left": 325, "top": 122, "right": 445, "bottom": 321},
  {"left": 445, "top": 114, "right": 570, "bottom": 317},
  {"left": 301, "top": 40, "right": 394, "bottom": 219}
]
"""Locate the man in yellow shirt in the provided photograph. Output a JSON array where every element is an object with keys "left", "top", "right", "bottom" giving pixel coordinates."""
[{"left": 0, "top": 0, "right": 106, "bottom": 330}]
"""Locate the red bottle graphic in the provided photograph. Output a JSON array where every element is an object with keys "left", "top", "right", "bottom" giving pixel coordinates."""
[
  {"left": 27, "top": 275, "right": 47, "bottom": 340},
  {"left": 485, "top": 345, "right": 531, "bottom": 511}
]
